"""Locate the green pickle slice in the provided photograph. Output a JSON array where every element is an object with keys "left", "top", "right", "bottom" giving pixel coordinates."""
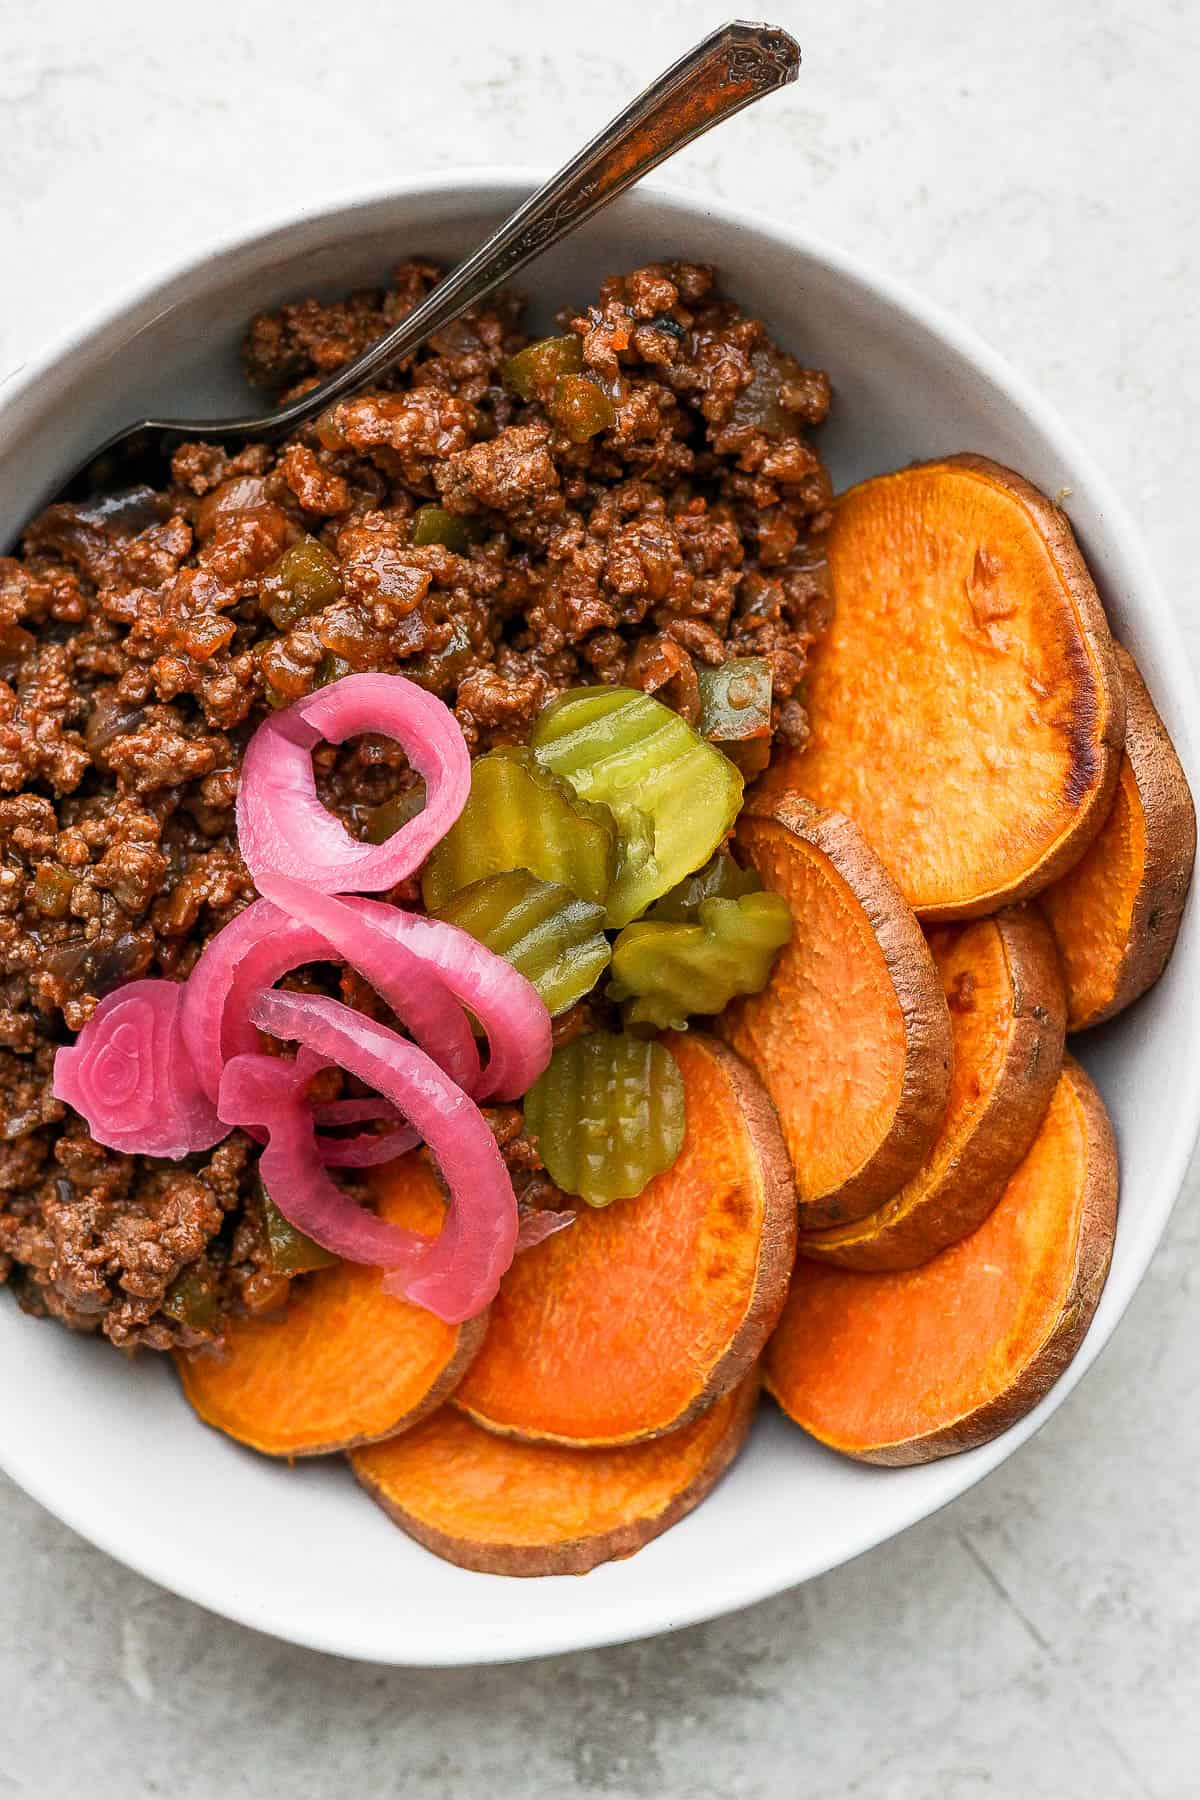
[
  {"left": 609, "top": 892, "right": 792, "bottom": 1033},
  {"left": 421, "top": 747, "right": 618, "bottom": 914},
  {"left": 530, "top": 687, "right": 744, "bottom": 926},
  {"left": 647, "top": 849, "right": 761, "bottom": 922},
  {"left": 524, "top": 1031, "right": 686, "bottom": 1206},
  {"left": 435, "top": 870, "right": 610, "bottom": 1016},
  {"left": 697, "top": 657, "right": 773, "bottom": 776}
]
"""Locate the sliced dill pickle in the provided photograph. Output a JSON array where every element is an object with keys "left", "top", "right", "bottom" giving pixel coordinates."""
[
  {"left": 410, "top": 504, "right": 476, "bottom": 552},
  {"left": 260, "top": 1188, "right": 337, "bottom": 1274},
  {"left": 610, "top": 804, "right": 656, "bottom": 927},
  {"left": 523, "top": 1031, "right": 686, "bottom": 1206},
  {"left": 421, "top": 747, "right": 617, "bottom": 914},
  {"left": 163, "top": 1263, "right": 219, "bottom": 1330},
  {"left": 503, "top": 334, "right": 583, "bottom": 401},
  {"left": 530, "top": 687, "right": 744, "bottom": 926},
  {"left": 435, "top": 870, "right": 610, "bottom": 1015},
  {"left": 647, "top": 850, "right": 760, "bottom": 923},
  {"left": 609, "top": 892, "right": 792, "bottom": 1033},
  {"left": 697, "top": 657, "right": 773, "bottom": 776}
]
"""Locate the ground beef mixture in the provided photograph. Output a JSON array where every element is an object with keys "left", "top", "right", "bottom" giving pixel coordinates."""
[{"left": 0, "top": 259, "right": 832, "bottom": 1352}]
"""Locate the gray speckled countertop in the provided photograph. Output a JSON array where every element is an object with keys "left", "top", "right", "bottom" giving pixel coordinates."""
[{"left": 2, "top": 2, "right": 1198, "bottom": 1793}]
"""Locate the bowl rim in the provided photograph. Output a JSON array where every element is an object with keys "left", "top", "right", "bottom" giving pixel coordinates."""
[{"left": 2, "top": 165, "right": 1198, "bottom": 1665}]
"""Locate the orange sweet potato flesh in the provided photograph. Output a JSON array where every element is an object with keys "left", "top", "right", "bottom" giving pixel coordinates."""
[
  {"left": 717, "top": 792, "right": 951, "bottom": 1229},
  {"left": 453, "top": 1032, "right": 795, "bottom": 1446},
  {"left": 766, "top": 1056, "right": 1117, "bottom": 1464},
  {"left": 177, "top": 1157, "right": 485, "bottom": 1457},
  {"left": 351, "top": 1374, "right": 759, "bottom": 1578},
  {"left": 764, "top": 456, "right": 1124, "bottom": 919},
  {"left": 1041, "top": 646, "right": 1195, "bottom": 1030},
  {"left": 798, "top": 905, "right": 1066, "bottom": 1269}
]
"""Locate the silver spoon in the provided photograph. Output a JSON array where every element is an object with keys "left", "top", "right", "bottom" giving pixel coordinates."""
[{"left": 66, "top": 20, "right": 799, "bottom": 494}]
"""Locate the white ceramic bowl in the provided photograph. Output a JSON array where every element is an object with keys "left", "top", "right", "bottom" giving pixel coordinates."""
[{"left": 2, "top": 174, "right": 1197, "bottom": 1666}]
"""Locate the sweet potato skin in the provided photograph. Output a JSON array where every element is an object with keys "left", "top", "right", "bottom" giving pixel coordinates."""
[
  {"left": 719, "top": 792, "right": 951, "bottom": 1229},
  {"left": 176, "top": 1160, "right": 486, "bottom": 1457},
  {"left": 680, "top": 1038, "right": 798, "bottom": 1417},
  {"left": 766, "top": 454, "right": 1125, "bottom": 919},
  {"left": 797, "top": 905, "right": 1066, "bottom": 1269},
  {"left": 351, "top": 1374, "right": 760, "bottom": 1577},
  {"left": 454, "top": 1033, "right": 795, "bottom": 1446},
  {"left": 766, "top": 1056, "right": 1117, "bottom": 1465},
  {"left": 1041, "top": 645, "right": 1196, "bottom": 1030},
  {"left": 880, "top": 1056, "right": 1118, "bottom": 1464}
]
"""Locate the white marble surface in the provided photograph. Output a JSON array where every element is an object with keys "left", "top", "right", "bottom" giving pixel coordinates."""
[{"left": 1, "top": 0, "right": 1197, "bottom": 1793}]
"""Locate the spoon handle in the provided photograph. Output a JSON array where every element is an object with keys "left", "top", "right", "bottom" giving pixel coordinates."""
[{"left": 182, "top": 21, "right": 800, "bottom": 440}]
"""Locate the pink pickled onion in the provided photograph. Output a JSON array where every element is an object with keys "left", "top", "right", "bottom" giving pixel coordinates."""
[
  {"left": 311, "top": 1100, "right": 422, "bottom": 1168},
  {"left": 217, "top": 1052, "right": 422, "bottom": 1264},
  {"left": 317, "top": 1131, "right": 421, "bottom": 1169},
  {"left": 54, "top": 673, "right": 552, "bottom": 1320},
  {"left": 226, "top": 989, "right": 516, "bottom": 1322},
  {"left": 259, "top": 878, "right": 550, "bottom": 1103},
  {"left": 311, "top": 1096, "right": 401, "bottom": 1127},
  {"left": 180, "top": 901, "right": 318, "bottom": 1103},
  {"left": 247, "top": 881, "right": 484, "bottom": 1092},
  {"left": 515, "top": 1204, "right": 576, "bottom": 1251},
  {"left": 352, "top": 898, "right": 552, "bottom": 1102},
  {"left": 53, "top": 980, "right": 224, "bottom": 1159},
  {"left": 181, "top": 904, "right": 434, "bottom": 1164},
  {"left": 291, "top": 1049, "right": 419, "bottom": 1168},
  {"left": 235, "top": 672, "right": 471, "bottom": 895},
  {"left": 181, "top": 895, "right": 480, "bottom": 1101}
]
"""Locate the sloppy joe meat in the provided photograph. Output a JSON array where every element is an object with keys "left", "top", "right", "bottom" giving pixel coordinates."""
[{"left": 0, "top": 259, "right": 832, "bottom": 1350}]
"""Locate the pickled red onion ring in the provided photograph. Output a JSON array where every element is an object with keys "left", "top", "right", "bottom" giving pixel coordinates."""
[
  {"left": 351, "top": 899, "right": 552, "bottom": 1102},
  {"left": 181, "top": 904, "right": 432, "bottom": 1164},
  {"left": 232, "top": 989, "right": 516, "bottom": 1322},
  {"left": 317, "top": 1129, "right": 421, "bottom": 1168},
  {"left": 53, "top": 979, "right": 225, "bottom": 1159},
  {"left": 259, "top": 878, "right": 549, "bottom": 1103},
  {"left": 181, "top": 901, "right": 322, "bottom": 1104},
  {"left": 293, "top": 1051, "right": 419, "bottom": 1167},
  {"left": 181, "top": 895, "right": 480, "bottom": 1101},
  {"left": 515, "top": 1204, "right": 576, "bottom": 1251},
  {"left": 312, "top": 1099, "right": 422, "bottom": 1169},
  {"left": 311, "top": 1096, "right": 399, "bottom": 1126},
  {"left": 248, "top": 880, "right": 484, "bottom": 1095},
  {"left": 55, "top": 674, "right": 548, "bottom": 1321},
  {"left": 218, "top": 1052, "right": 422, "bottom": 1265},
  {"left": 236, "top": 673, "right": 471, "bottom": 895}
]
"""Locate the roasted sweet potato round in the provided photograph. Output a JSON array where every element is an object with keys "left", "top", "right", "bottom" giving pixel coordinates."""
[
  {"left": 1041, "top": 645, "right": 1195, "bottom": 1030},
  {"left": 453, "top": 1032, "right": 795, "bottom": 1446},
  {"left": 351, "top": 1375, "right": 759, "bottom": 1578},
  {"left": 717, "top": 792, "right": 951, "bottom": 1229},
  {"left": 765, "top": 455, "right": 1124, "bottom": 918},
  {"left": 766, "top": 1056, "right": 1118, "bottom": 1464},
  {"left": 798, "top": 906, "right": 1065, "bottom": 1269},
  {"left": 176, "top": 1158, "right": 485, "bottom": 1457}
]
